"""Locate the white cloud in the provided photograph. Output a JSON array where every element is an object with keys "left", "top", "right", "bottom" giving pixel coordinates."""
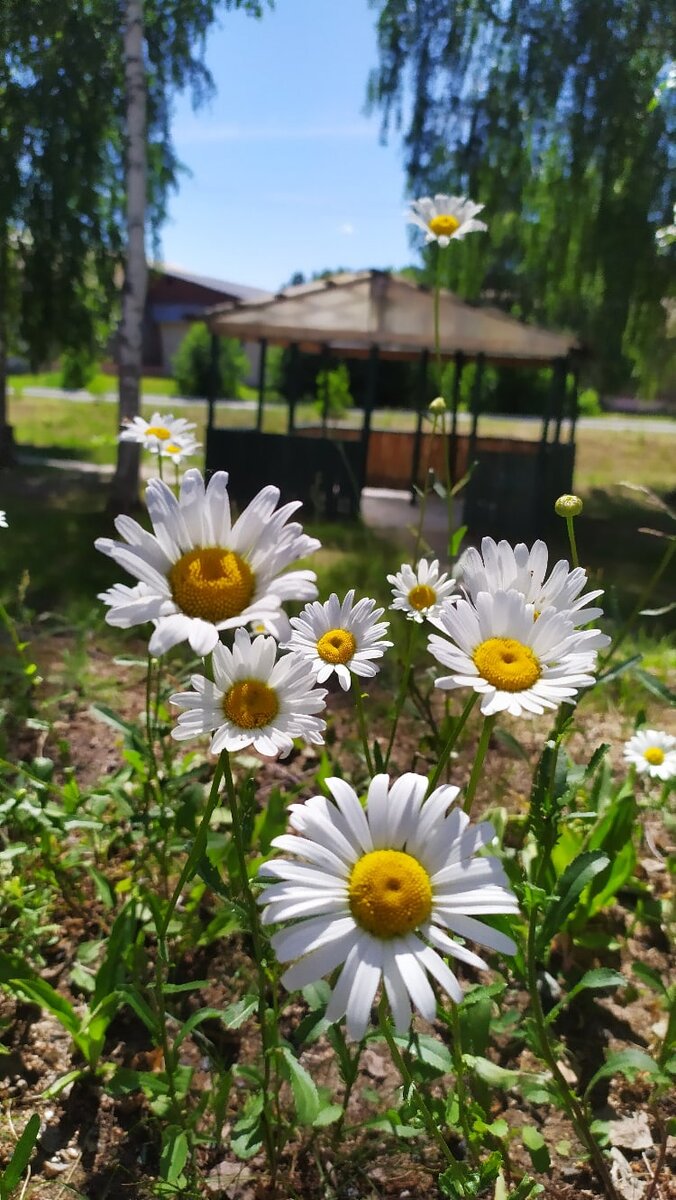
[
  {"left": 338, "top": 222, "right": 355, "bottom": 236},
  {"left": 174, "top": 122, "right": 376, "bottom": 146}
]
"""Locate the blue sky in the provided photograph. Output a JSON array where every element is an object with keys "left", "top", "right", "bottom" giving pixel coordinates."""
[{"left": 161, "top": 0, "right": 413, "bottom": 290}]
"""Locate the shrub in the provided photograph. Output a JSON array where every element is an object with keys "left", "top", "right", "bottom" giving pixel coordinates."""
[
  {"left": 577, "top": 387, "right": 602, "bottom": 416},
  {"left": 59, "top": 349, "right": 97, "bottom": 390},
  {"left": 172, "top": 322, "right": 248, "bottom": 398},
  {"left": 315, "top": 363, "right": 354, "bottom": 419}
]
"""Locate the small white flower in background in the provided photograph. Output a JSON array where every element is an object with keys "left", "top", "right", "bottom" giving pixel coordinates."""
[
  {"left": 157, "top": 434, "right": 202, "bottom": 464},
  {"left": 456, "top": 536, "right": 605, "bottom": 627},
  {"left": 249, "top": 610, "right": 292, "bottom": 643},
  {"left": 96, "top": 469, "right": 319, "bottom": 656},
  {"left": 428, "top": 588, "right": 609, "bottom": 718},
  {"left": 624, "top": 729, "right": 676, "bottom": 781},
  {"left": 258, "top": 772, "right": 519, "bottom": 1040},
  {"left": 285, "top": 590, "right": 392, "bottom": 691},
  {"left": 119, "top": 411, "right": 197, "bottom": 451},
  {"left": 170, "top": 628, "right": 326, "bottom": 758},
  {"left": 407, "top": 194, "right": 487, "bottom": 247},
  {"left": 0, "top": 511, "right": 7, "bottom": 528},
  {"left": 388, "top": 558, "right": 457, "bottom": 624}
]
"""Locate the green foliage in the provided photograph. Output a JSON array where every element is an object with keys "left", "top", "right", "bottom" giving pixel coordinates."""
[
  {"left": 0, "top": 1114, "right": 40, "bottom": 1200},
  {"left": 578, "top": 387, "right": 602, "bottom": 417},
  {"left": 58, "top": 348, "right": 98, "bottom": 391},
  {"left": 369, "top": 0, "right": 676, "bottom": 395},
  {"left": 314, "top": 363, "right": 354, "bottom": 419},
  {"left": 172, "top": 322, "right": 248, "bottom": 398}
]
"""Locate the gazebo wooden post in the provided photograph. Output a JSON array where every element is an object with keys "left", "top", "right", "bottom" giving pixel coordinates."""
[
  {"left": 467, "top": 353, "right": 485, "bottom": 463},
  {"left": 450, "top": 350, "right": 464, "bottom": 483},
  {"left": 206, "top": 331, "right": 220, "bottom": 433},
  {"left": 553, "top": 357, "right": 567, "bottom": 445},
  {"left": 567, "top": 359, "right": 579, "bottom": 445},
  {"left": 361, "top": 344, "right": 379, "bottom": 491},
  {"left": 256, "top": 337, "right": 267, "bottom": 432},
  {"left": 287, "top": 342, "right": 300, "bottom": 435},
  {"left": 320, "top": 343, "right": 330, "bottom": 433},
  {"left": 410, "top": 348, "right": 429, "bottom": 503}
]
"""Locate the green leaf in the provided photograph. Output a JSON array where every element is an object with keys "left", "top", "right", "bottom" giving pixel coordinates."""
[
  {"left": 522, "top": 1126, "right": 551, "bottom": 1173},
  {"left": 281, "top": 1047, "right": 320, "bottom": 1125},
  {"left": 546, "top": 969, "right": 626, "bottom": 1024},
  {"left": 635, "top": 670, "right": 676, "bottom": 705},
  {"left": 0, "top": 1113, "right": 40, "bottom": 1195},
  {"left": 584, "top": 1049, "right": 660, "bottom": 1100},
  {"left": 631, "top": 962, "right": 667, "bottom": 996},
  {"left": 393, "top": 1033, "right": 453, "bottom": 1074},
  {"left": 596, "top": 655, "right": 641, "bottom": 685},
  {"left": 312, "top": 1103, "right": 343, "bottom": 1128},
  {"left": 159, "top": 1126, "right": 189, "bottom": 1187},
  {"left": 449, "top": 523, "right": 468, "bottom": 557},
  {"left": 537, "top": 851, "right": 610, "bottom": 951}
]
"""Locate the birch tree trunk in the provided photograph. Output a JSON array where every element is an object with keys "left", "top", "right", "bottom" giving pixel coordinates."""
[{"left": 110, "top": 0, "right": 147, "bottom": 511}]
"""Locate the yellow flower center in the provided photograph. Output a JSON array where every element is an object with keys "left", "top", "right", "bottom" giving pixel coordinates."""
[
  {"left": 317, "top": 627, "right": 357, "bottom": 665},
  {"left": 165, "top": 442, "right": 182, "bottom": 455},
  {"left": 473, "top": 636, "right": 541, "bottom": 692},
  {"left": 169, "top": 548, "right": 255, "bottom": 623},
  {"left": 223, "top": 679, "right": 279, "bottom": 729},
  {"left": 349, "top": 849, "right": 432, "bottom": 938},
  {"left": 429, "top": 214, "right": 460, "bottom": 238},
  {"left": 408, "top": 583, "right": 437, "bottom": 611},
  {"left": 644, "top": 746, "right": 665, "bottom": 766},
  {"left": 145, "top": 425, "right": 171, "bottom": 440}
]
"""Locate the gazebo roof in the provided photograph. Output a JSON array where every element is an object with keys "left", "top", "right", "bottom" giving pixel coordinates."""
[{"left": 207, "top": 270, "right": 579, "bottom": 366}]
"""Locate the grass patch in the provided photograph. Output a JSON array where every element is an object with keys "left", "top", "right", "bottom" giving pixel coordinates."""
[
  {"left": 8, "top": 393, "right": 675, "bottom": 496},
  {"left": 9, "top": 373, "right": 176, "bottom": 397}
]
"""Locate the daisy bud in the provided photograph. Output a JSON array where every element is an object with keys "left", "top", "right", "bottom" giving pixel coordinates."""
[
  {"left": 429, "top": 396, "right": 447, "bottom": 413},
  {"left": 555, "top": 494, "right": 583, "bottom": 518}
]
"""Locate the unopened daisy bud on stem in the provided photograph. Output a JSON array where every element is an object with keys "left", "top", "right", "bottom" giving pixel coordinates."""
[
  {"left": 555, "top": 493, "right": 583, "bottom": 568},
  {"left": 428, "top": 395, "right": 447, "bottom": 414},
  {"left": 555, "top": 494, "right": 583, "bottom": 519}
]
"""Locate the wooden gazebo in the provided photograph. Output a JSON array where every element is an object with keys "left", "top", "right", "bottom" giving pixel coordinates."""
[{"left": 205, "top": 271, "right": 580, "bottom": 539}]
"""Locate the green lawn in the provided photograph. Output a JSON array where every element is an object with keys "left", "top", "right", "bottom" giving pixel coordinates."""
[
  {"left": 8, "top": 393, "right": 675, "bottom": 495},
  {"left": 9, "top": 372, "right": 176, "bottom": 396}
]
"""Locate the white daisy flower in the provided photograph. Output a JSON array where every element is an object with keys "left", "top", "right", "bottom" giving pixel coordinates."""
[
  {"left": 170, "top": 628, "right": 326, "bottom": 758},
  {"left": 285, "top": 590, "right": 392, "bottom": 691},
  {"left": 96, "top": 469, "right": 320, "bottom": 656},
  {"left": 428, "top": 589, "right": 609, "bottom": 718},
  {"left": 407, "top": 193, "right": 487, "bottom": 247},
  {"left": 457, "top": 537, "right": 604, "bottom": 626},
  {"left": 388, "top": 558, "right": 457, "bottom": 623},
  {"left": 249, "top": 610, "right": 292, "bottom": 643},
  {"left": 157, "top": 434, "right": 202, "bottom": 464},
  {"left": 624, "top": 729, "right": 676, "bottom": 781},
  {"left": 0, "top": 511, "right": 7, "bottom": 529},
  {"left": 119, "top": 411, "right": 197, "bottom": 450},
  {"left": 259, "top": 772, "right": 519, "bottom": 1040}
]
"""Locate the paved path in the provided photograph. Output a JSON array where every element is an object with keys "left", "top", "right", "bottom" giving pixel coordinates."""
[{"left": 14, "top": 386, "right": 676, "bottom": 435}]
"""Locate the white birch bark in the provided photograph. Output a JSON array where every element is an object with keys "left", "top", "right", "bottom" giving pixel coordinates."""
[{"left": 110, "top": 0, "right": 147, "bottom": 509}]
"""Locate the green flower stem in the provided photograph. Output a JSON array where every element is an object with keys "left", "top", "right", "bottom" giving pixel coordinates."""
[
  {"left": 384, "top": 621, "right": 419, "bottom": 769},
  {"left": 448, "top": 1002, "right": 477, "bottom": 1162},
  {"left": 222, "top": 752, "right": 279, "bottom": 1178},
  {"left": 157, "top": 451, "right": 164, "bottom": 482},
  {"left": 353, "top": 678, "right": 375, "bottom": 775},
  {"left": 331, "top": 1031, "right": 365, "bottom": 1149},
  {"left": 427, "top": 692, "right": 478, "bottom": 794},
  {"left": 565, "top": 515, "right": 579, "bottom": 568},
  {"left": 434, "top": 243, "right": 442, "bottom": 380},
  {"left": 526, "top": 904, "right": 621, "bottom": 1200},
  {"left": 158, "top": 751, "right": 226, "bottom": 944},
  {"left": 600, "top": 537, "right": 676, "bottom": 668},
  {"left": 413, "top": 413, "right": 439, "bottom": 561},
  {"left": 463, "top": 714, "right": 496, "bottom": 816},
  {"left": 379, "top": 997, "right": 464, "bottom": 1182}
]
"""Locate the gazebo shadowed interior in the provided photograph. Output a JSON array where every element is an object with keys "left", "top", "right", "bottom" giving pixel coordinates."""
[{"left": 205, "top": 270, "right": 581, "bottom": 540}]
